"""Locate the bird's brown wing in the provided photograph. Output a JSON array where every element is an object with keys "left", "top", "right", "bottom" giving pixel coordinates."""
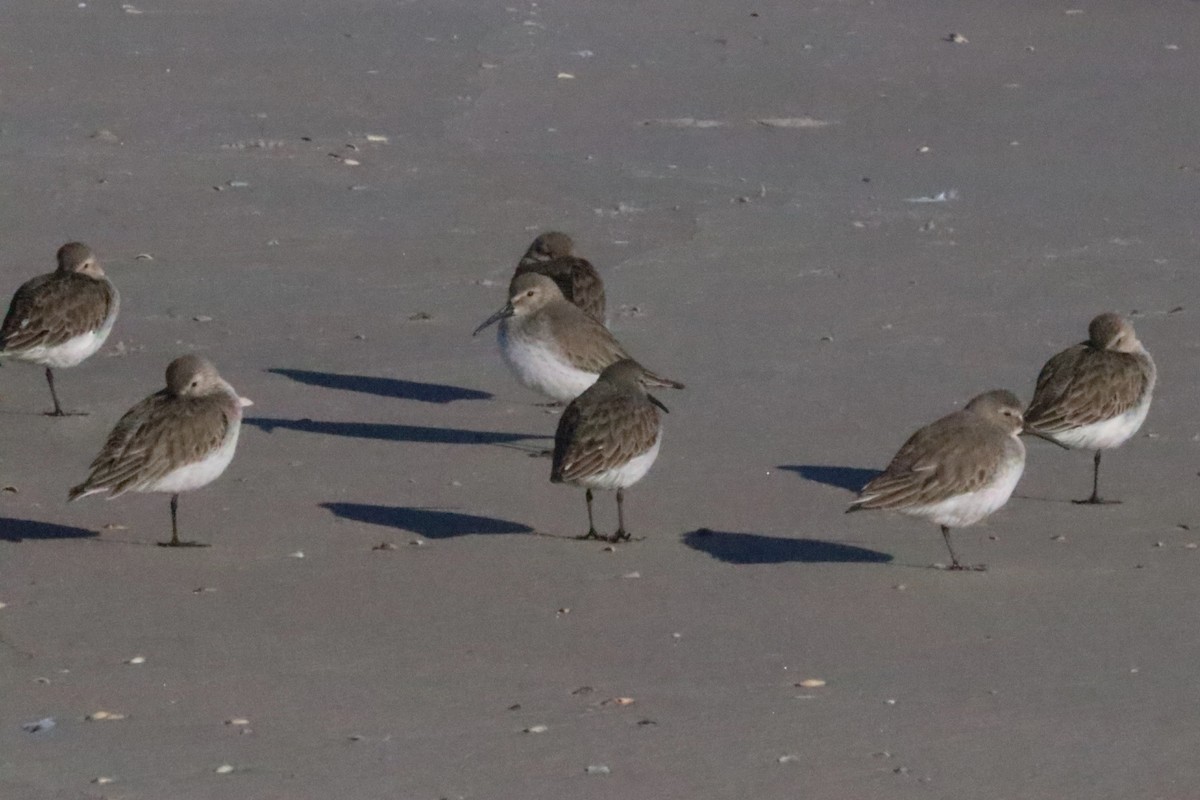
[
  {"left": 546, "top": 305, "right": 630, "bottom": 373},
  {"left": 552, "top": 390, "right": 659, "bottom": 484},
  {"left": 71, "top": 393, "right": 232, "bottom": 498},
  {"left": 852, "top": 413, "right": 1006, "bottom": 510},
  {"left": 1, "top": 273, "right": 116, "bottom": 352},
  {"left": 1024, "top": 345, "right": 1152, "bottom": 433}
]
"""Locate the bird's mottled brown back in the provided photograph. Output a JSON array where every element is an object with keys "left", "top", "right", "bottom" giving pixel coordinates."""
[
  {"left": 1024, "top": 344, "right": 1155, "bottom": 433},
  {"left": 512, "top": 256, "right": 606, "bottom": 321},
  {"left": 0, "top": 272, "right": 117, "bottom": 353},
  {"left": 854, "top": 410, "right": 1020, "bottom": 510},
  {"left": 552, "top": 383, "right": 660, "bottom": 484},
  {"left": 71, "top": 390, "right": 236, "bottom": 498}
]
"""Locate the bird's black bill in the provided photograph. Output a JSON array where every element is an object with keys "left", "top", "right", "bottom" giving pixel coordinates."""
[
  {"left": 648, "top": 394, "right": 670, "bottom": 414},
  {"left": 472, "top": 304, "right": 514, "bottom": 336},
  {"left": 1021, "top": 429, "right": 1069, "bottom": 450}
]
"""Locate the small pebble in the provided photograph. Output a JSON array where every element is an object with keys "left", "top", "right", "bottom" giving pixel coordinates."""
[
  {"left": 884, "top": 699, "right": 897, "bottom": 706},
  {"left": 86, "top": 711, "right": 126, "bottom": 721},
  {"left": 372, "top": 542, "right": 397, "bottom": 551},
  {"left": 21, "top": 717, "right": 55, "bottom": 733},
  {"left": 945, "top": 32, "right": 968, "bottom": 43}
]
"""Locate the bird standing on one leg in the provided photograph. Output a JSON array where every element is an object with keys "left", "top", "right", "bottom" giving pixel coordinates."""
[
  {"left": 473, "top": 273, "right": 679, "bottom": 403},
  {"left": 68, "top": 355, "right": 253, "bottom": 548},
  {"left": 0, "top": 242, "right": 119, "bottom": 416},
  {"left": 1023, "top": 313, "right": 1156, "bottom": 504},
  {"left": 551, "top": 359, "right": 683, "bottom": 542},
  {"left": 513, "top": 231, "right": 606, "bottom": 323},
  {"left": 848, "top": 390, "right": 1050, "bottom": 571}
]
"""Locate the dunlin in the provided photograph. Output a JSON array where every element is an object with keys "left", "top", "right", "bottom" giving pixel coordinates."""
[
  {"left": 473, "top": 272, "right": 680, "bottom": 403},
  {"left": 1024, "top": 312, "right": 1156, "bottom": 504},
  {"left": 0, "top": 242, "right": 119, "bottom": 416},
  {"left": 551, "top": 359, "right": 682, "bottom": 542},
  {"left": 847, "top": 390, "right": 1053, "bottom": 570},
  {"left": 69, "top": 355, "right": 253, "bottom": 548},
  {"left": 513, "top": 231, "right": 606, "bottom": 322}
]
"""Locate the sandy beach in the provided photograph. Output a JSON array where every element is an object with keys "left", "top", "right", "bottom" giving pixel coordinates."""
[{"left": 3, "top": 1, "right": 1200, "bottom": 797}]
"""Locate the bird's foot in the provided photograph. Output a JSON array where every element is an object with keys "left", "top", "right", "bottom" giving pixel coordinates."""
[
  {"left": 576, "top": 530, "right": 603, "bottom": 541},
  {"left": 1072, "top": 496, "right": 1121, "bottom": 505},
  {"left": 607, "top": 530, "right": 632, "bottom": 543},
  {"left": 942, "top": 562, "right": 986, "bottom": 572},
  {"left": 44, "top": 409, "right": 88, "bottom": 417},
  {"left": 528, "top": 448, "right": 554, "bottom": 459},
  {"left": 157, "top": 539, "right": 210, "bottom": 548}
]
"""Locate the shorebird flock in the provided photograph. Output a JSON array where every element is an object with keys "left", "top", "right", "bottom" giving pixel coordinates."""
[{"left": 1, "top": 236, "right": 1157, "bottom": 567}]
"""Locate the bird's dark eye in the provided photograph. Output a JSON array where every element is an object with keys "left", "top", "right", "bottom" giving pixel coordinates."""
[{"left": 526, "top": 290, "right": 535, "bottom": 297}]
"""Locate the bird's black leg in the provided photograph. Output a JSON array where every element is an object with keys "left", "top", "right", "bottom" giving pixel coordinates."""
[
  {"left": 941, "top": 525, "right": 983, "bottom": 571},
  {"left": 1074, "top": 450, "right": 1119, "bottom": 505},
  {"left": 42, "top": 367, "right": 87, "bottom": 417},
  {"left": 609, "top": 488, "right": 631, "bottom": 543},
  {"left": 158, "top": 494, "right": 209, "bottom": 548},
  {"left": 576, "top": 488, "right": 602, "bottom": 540}
]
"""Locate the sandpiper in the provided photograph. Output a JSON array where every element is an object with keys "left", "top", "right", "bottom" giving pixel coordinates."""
[
  {"left": 473, "top": 272, "right": 680, "bottom": 403},
  {"left": 551, "top": 359, "right": 682, "bottom": 542},
  {"left": 69, "top": 355, "right": 253, "bottom": 547},
  {"left": 1024, "top": 312, "right": 1156, "bottom": 504},
  {"left": 513, "top": 231, "right": 606, "bottom": 322},
  {"left": 847, "top": 390, "right": 1053, "bottom": 570},
  {"left": 0, "top": 242, "right": 119, "bottom": 416}
]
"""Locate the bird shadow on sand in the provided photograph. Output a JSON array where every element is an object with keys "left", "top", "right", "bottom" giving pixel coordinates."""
[
  {"left": 0, "top": 518, "right": 98, "bottom": 543},
  {"left": 777, "top": 465, "right": 881, "bottom": 493},
  {"left": 245, "top": 417, "right": 549, "bottom": 447},
  {"left": 682, "top": 528, "right": 892, "bottom": 565},
  {"left": 268, "top": 369, "right": 492, "bottom": 404},
  {"left": 322, "top": 503, "right": 534, "bottom": 538}
]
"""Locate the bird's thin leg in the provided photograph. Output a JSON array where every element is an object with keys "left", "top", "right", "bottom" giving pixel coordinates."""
[
  {"left": 940, "top": 525, "right": 983, "bottom": 571},
  {"left": 42, "top": 367, "right": 86, "bottom": 417},
  {"left": 576, "top": 489, "right": 601, "bottom": 540},
  {"left": 609, "top": 488, "right": 630, "bottom": 543},
  {"left": 158, "top": 494, "right": 208, "bottom": 548},
  {"left": 45, "top": 368, "right": 64, "bottom": 416},
  {"left": 1074, "top": 450, "right": 1119, "bottom": 505}
]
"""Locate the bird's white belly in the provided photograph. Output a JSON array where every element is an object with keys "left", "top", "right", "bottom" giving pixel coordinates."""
[
  {"left": 9, "top": 305, "right": 118, "bottom": 368},
  {"left": 905, "top": 457, "right": 1024, "bottom": 528},
  {"left": 1051, "top": 399, "right": 1151, "bottom": 451},
  {"left": 499, "top": 323, "right": 598, "bottom": 402},
  {"left": 576, "top": 434, "right": 661, "bottom": 491},
  {"left": 145, "top": 424, "right": 241, "bottom": 494}
]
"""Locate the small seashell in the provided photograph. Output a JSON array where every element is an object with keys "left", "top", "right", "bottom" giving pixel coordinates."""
[
  {"left": 778, "top": 754, "right": 801, "bottom": 764},
  {"left": 557, "top": 72, "right": 576, "bottom": 79},
  {"left": 288, "top": 551, "right": 305, "bottom": 558},
  {"left": 86, "top": 711, "right": 126, "bottom": 721},
  {"left": 226, "top": 718, "right": 250, "bottom": 726},
  {"left": 91, "top": 777, "right": 115, "bottom": 785},
  {"left": 585, "top": 764, "right": 610, "bottom": 775},
  {"left": 796, "top": 678, "right": 826, "bottom": 688},
  {"left": 622, "top": 571, "right": 640, "bottom": 579},
  {"left": 193, "top": 315, "right": 213, "bottom": 323},
  {"left": 343, "top": 158, "right": 361, "bottom": 166},
  {"left": 945, "top": 32, "right": 968, "bottom": 43},
  {"left": 135, "top": 253, "right": 154, "bottom": 260},
  {"left": 523, "top": 724, "right": 548, "bottom": 734},
  {"left": 215, "top": 764, "right": 234, "bottom": 774},
  {"left": 125, "top": 656, "right": 145, "bottom": 665},
  {"left": 365, "top": 134, "right": 389, "bottom": 142}
]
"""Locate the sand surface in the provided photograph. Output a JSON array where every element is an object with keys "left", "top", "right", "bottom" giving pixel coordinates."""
[{"left": 2, "top": 1, "right": 1200, "bottom": 798}]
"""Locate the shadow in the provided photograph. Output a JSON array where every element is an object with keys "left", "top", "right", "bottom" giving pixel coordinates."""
[
  {"left": 682, "top": 528, "right": 893, "bottom": 565},
  {"left": 245, "top": 417, "right": 548, "bottom": 446},
  {"left": 0, "top": 518, "right": 97, "bottom": 542},
  {"left": 778, "top": 465, "right": 881, "bottom": 493},
  {"left": 322, "top": 503, "right": 534, "bottom": 538},
  {"left": 268, "top": 369, "right": 492, "bottom": 404}
]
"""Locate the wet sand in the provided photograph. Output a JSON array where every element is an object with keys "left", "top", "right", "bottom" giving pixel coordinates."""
[{"left": 2, "top": 1, "right": 1199, "bottom": 798}]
